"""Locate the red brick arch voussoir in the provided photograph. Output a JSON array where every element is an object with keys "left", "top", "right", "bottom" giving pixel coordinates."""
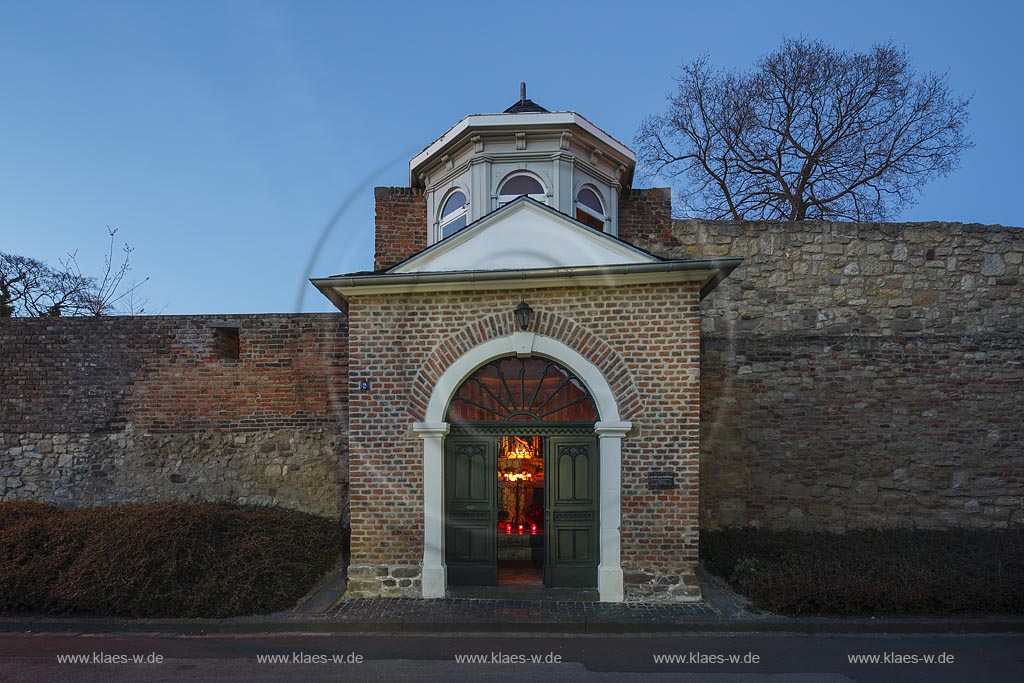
[{"left": 407, "top": 309, "right": 642, "bottom": 422}]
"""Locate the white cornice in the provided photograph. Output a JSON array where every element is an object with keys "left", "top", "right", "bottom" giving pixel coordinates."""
[{"left": 410, "top": 112, "right": 635, "bottom": 186}]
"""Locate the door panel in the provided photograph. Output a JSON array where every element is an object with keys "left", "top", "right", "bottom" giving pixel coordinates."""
[
  {"left": 445, "top": 437, "right": 497, "bottom": 586},
  {"left": 545, "top": 436, "right": 598, "bottom": 588},
  {"left": 554, "top": 527, "right": 593, "bottom": 563}
]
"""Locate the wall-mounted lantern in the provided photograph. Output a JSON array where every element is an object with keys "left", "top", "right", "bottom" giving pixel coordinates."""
[{"left": 514, "top": 299, "right": 534, "bottom": 331}]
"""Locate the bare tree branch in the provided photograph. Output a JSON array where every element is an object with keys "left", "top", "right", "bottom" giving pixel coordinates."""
[
  {"left": 636, "top": 38, "right": 973, "bottom": 221},
  {"left": 1, "top": 227, "right": 152, "bottom": 317}
]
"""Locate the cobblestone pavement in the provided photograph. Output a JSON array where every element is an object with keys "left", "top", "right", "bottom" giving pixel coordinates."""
[{"left": 327, "top": 598, "right": 719, "bottom": 626}]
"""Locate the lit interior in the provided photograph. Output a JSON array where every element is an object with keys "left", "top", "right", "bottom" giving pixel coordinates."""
[{"left": 497, "top": 435, "right": 544, "bottom": 584}]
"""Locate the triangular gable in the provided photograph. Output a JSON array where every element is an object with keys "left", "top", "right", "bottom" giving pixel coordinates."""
[{"left": 389, "top": 197, "right": 660, "bottom": 274}]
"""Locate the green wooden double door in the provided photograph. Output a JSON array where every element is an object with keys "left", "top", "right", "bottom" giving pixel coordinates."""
[{"left": 445, "top": 435, "right": 599, "bottom": 588}]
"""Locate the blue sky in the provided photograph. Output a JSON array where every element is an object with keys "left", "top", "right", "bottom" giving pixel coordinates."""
[{"left": 1, "top": 0, "right": 1021, "bottom": 314}]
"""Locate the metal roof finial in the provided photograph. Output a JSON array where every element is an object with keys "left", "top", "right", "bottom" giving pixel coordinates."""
[{"left": 503, "top": 84, "right": 548, "bottom": 114}]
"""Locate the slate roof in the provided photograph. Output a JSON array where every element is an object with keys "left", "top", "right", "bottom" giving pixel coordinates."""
[{"left": 504, "top": 97, "right": 550, "bottom": 114}]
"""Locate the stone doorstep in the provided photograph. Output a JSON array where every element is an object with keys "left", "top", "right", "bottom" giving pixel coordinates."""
[
  {"left": 446, "top": 586, "right": 599, "bottom": 602},
  {"left": 294, "top": 561, "right": 740, "bottom": 615}
]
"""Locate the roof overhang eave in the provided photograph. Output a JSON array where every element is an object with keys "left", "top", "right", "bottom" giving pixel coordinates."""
[
  {"left": 311, "top": 258, "right": 742, "bottom": 312},
  {"left": 408, "top": 112, "right": 636, "bottom": 186}
]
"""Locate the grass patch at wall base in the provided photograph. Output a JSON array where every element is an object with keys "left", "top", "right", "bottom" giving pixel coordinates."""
[
  {"left": 701, "top": 528, "right": 1024, "bottom": 616},
  {"left": 0, "top": 501, "right": 343, "bottom": 618}
]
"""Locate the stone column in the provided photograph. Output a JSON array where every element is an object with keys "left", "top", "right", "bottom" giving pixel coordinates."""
[
  {"left": 413, "top": 421, "right": 449, "bottom": 598},
  {"left": 595, "top": 420, "right": 631, "bottom": 602}
]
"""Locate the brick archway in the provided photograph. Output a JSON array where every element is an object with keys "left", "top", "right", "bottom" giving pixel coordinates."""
[
  {"left": 408, "top": 310, "right": 641, "bottom": 422},
  {"left": 412, "top": 332, "right": 632, "bottom": 602}
]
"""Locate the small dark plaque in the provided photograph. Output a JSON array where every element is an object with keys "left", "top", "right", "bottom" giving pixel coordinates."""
[
  {"left": 359, "top": 381, "right": 371, "bottom": 391},
  {"left": 647, "top": 469, "right": 677, "bottom": 490}
]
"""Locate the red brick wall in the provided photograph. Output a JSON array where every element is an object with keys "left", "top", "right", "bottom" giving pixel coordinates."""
[
  {"left": 374, "top": 187, "right": 427, "bottom": 271},
  {"left": 0, "top": 314, "right": 347, "bottom": 433},
  {"left": 345, "top": 285, "right": 702, "bottom": 600},
  {"left": 617, "top": 187, "right": 674, "bottom": 253},
  {"left": 0, "top": 314, "right": 349, "bottom": 519}
]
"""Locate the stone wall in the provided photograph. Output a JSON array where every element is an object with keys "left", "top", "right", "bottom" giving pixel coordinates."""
[
  {"left": 632, "top": 219, "right": 1023, "bottom": 531},
  {"left": 0, "top": 314, "right": 349, "bottom": 520},
  {"left": 345, "top": 284, "right": 703, "bottom": 601}
]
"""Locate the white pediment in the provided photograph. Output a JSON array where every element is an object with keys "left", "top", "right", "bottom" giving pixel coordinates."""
[{"left": 390, "top": 198, "right": 659, "bottom": 274}]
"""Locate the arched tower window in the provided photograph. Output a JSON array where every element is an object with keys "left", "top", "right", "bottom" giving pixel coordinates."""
[
  {"left": 447, "top": 356, "right": 597, "bottom": 423},
  {"left": 575, "top": 187, "right": 605, "bottom": 231},
  {"left": 439, "top": 190, "right": 469, "bottom": 238},
  {"left": 498, "top": 173, "right": 546, "bottom": 206}
]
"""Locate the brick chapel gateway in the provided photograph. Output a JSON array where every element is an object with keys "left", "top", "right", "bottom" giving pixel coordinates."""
[
  {"left": 1, "top": 91, "right": 1021, "bottom": 604},
  {"left": 311, "top": 90, "right": 739, "bottom": 601}
]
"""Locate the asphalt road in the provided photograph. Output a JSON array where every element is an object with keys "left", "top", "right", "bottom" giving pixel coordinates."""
[{"left": 0, "top": 632, "right": 1021, "bottom": 682}]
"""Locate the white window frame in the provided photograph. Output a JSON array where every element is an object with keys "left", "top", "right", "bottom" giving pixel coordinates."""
[
  {"left": 438, "top": 188, "right": 469, "bottom": 240},
  {"left": 575, "top": 185, "right": 606, "bottom": 229},
  {"left": 497, "top": 172, "right": 547, "bottom": 206}
]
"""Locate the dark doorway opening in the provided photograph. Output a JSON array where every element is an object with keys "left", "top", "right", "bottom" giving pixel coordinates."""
[
  {"left": 443, "top": 355, "right": 600, "bottom": 595},
  {"left": 497, "top": 435, "right": 544, "bottom": 586}
]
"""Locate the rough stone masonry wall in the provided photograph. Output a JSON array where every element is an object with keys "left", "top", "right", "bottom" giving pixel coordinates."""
[
  {"left": 628, "top": 219, "right": 1023, "bottom": 531},
  {"left": 345, "top": 285, "right": 703, "bottom": 601},
  {"left": 0, "top": 314, "right": 349, "bottom": 521}
]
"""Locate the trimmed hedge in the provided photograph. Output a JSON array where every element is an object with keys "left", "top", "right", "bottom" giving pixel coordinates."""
[
  {"left": 0, "top": 501, "right": 343, "bottom": 618},
  {"left": 701, "top": 527, "right": 1024, "bottom": 616}
]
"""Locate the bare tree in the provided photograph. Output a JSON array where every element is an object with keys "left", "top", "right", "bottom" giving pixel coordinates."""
[
  {"left": 0, "top": 252, "right": 92, "bottom": 317},
  {"left": 0, "top": 253, "right": 42, "bottom": 316},
  {"left": 62, "top": 227, "right": 150, "bottom": 316},
  {"left": 636, "top": 38, "right": 973, "bottom": 221},
  {"left": 1, "top": 228, "right": 151, "bottom": 317}
]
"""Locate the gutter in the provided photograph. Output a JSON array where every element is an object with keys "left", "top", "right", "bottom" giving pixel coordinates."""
[{"left": 311, "top": 257, "right": 743, "bottom": 313}]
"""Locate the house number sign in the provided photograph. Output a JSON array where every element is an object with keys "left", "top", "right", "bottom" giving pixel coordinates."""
[{"left": 647, "top": 469, "right": 677, "bottom": 490}]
